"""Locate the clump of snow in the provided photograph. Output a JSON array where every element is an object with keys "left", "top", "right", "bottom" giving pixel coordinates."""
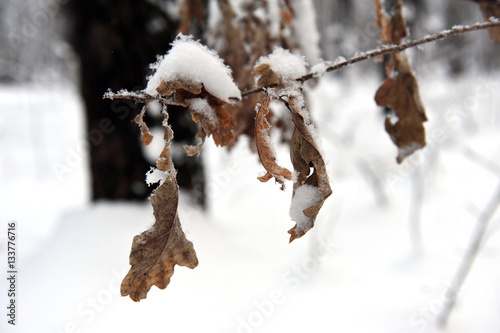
[
  {"left": 145, "top": 167, "right": 170, "bottom": 186},
  {"left": 289, "top": 184, "right": 322, "bottom": 232},
  {"left": 188, "top": 98, "right": 216, "bottom": 124},
  {"left": 255, "top": 47, "right": 308, "bottom": 83},
  {"left": 145, "top": 34, "right": 241, "bottom": 102}
]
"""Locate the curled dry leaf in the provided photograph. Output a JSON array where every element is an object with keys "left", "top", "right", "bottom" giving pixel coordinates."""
[
  {"left": 286, "top": 99, "right": 332, "bottom": 242},
  {"left": 156, "top": 79, "right": 236, "bottom": 155},
  {"left": 121, "top": 114, "right": 198, "bottom": 302},
  {"left": 375, "top": 72, "right": 427, "bottom": 163},
  {"left": 374, "top": 0, "right": 392, "bottom": 52},
  {"left": 479, "top": 2, "right": 500, "bottom": 42},
  {"left": 134, "top": 103, "right": 153, "bottom": 146},
  {"left": 374, "top": 0, "right": 427, "bottom": 163},
  {"left": 255, "top": 95, "right": 293, "bottom": 189}
]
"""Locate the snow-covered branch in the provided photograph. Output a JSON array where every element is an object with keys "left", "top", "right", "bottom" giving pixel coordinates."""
[
  {"left": 241, "top": 19, "right": 500, "bottom": 97},
  {"left": 103, "top": 20, "right": 499, "bottom": 104}
]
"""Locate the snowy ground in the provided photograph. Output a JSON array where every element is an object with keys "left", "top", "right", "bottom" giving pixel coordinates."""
[{"left": 1, "top": 68, "right": 500, "bottom": 333}]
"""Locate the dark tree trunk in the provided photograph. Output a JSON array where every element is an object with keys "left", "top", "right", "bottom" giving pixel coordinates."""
[{"left": 68, "top": 0, "right": 205, "bottom": 204}]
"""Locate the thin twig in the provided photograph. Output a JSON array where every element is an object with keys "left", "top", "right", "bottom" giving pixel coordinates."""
[
  {"left": 103, "top": 20, "right": 500, "bottom": 103},
  {"left": 437, "top": 182, "right": 500, "bottom": 327},
  {"left": 241, "top": 19, "right": 500, "bottom": 97},
  {"left": 103, "top": 90, "right": 183, "bottom": 105}
]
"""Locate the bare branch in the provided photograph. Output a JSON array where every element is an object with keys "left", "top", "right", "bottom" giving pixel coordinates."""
[
  {"left": 241, "top": 19, "right": 500, "bottom": 97},
  {"left": 437, "top": 182, "right": 500, "bottom": 327}
]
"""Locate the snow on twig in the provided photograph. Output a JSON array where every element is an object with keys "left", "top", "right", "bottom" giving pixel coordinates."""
[
  {"left": 241, "top": 19, "right": 500, "bottom": 97},
  {"left": 103, "top": 89, "right": 183, "bottom": 105},
  {"left": 103, "top": 20, "right": 500, "bottom": 104}
]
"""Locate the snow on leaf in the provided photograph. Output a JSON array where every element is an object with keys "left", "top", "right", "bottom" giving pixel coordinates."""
[
  {"left": 145, "top": 167, "right": 170, "bottom": 186},
  {"left": 254, "top": 47, "right": 308, "bottom": 84},
  {"left": 146, "top": 34, "right": 241, "bottom": 102},
  {"left": 121, "top": 115, "right": 198, "bottom": 302},
  {"left": 479, "top": 2, "right": 500, "bottom": 42},
  {"left": 255, "top": 95, "right": 293, "bottom": 189},
  {"left": 289, "top": 184, "right": 322, "bottom": 235},
  {"left": 286, "top": 98, "right": 332, "bottom": 242}
]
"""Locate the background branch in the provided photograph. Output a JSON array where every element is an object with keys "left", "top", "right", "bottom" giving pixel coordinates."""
[{"left": 437, "top": 182, "right": 500, "bottom": 327}]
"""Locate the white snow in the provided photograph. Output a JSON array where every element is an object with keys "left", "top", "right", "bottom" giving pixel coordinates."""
[
  {"left": 187, "top": 97, "right": 217, "bottom": 124},
  {"left": 145, "top": 167, "right": 170, "bottom": 186},
  {"left": 145, "top": 34, "right": 241, "bottom": 102},
  {"left": 255, "top": 47, "right": 308, "bottom": 83},
  {"left": 2, "top": 68, "right": 500, "bottom": 333},
  {"left": 289, "top": 184, "right": 322, "bottom": 232}
]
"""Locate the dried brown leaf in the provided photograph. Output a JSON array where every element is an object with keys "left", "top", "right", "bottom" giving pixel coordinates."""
[
  {"left": 287, "top": 99, "right": 332, "bottom": 242},
  {"left": 391, "top": 0, "right": 409, "bottom": 45},
  {"left": 255, "top": 63, "right": 280, "bottom": 88},
  {"left": 375, "top": 72, "right": 427, "bottom": 163},
  {"left": 255, "top": 95, "right": 293, "bottom": 189},
  {"left": 155, "top": 79, "right": 236, "bottom": 153},
  {"left": 374, "top": 0, "right": 427, "bottom": 163},
  {"left": 374, "top": 0, "right": 392, "bottom": 46},
  {"left": 479, "top": 2, "right": 500, "bottom": 41},
  {"left": 134, "top": 104, "right": 153, "bottom": 146},
  {"left": 121, "top": 118, "right": 198, "bottom": 302},
  {"left": 121, "top": 173, "right": 198, "bottom": 302},
  {"left": 211, "top": 0, "right": 298, "bottom": 150}
]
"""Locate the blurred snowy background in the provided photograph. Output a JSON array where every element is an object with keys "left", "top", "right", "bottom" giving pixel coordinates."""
[{"left": 0, "top": 0, "right": 499, "bottom": 332}]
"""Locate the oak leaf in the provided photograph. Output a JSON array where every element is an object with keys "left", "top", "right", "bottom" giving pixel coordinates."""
[
  {"left": 375, "top": 72, "right": 427, "bottom": 163},
  {"left": 121, "top": 117, "right": 198, "bottom": 302},
  {"left": 287, "top": 99, "right": 332, "bottom": 242},
  {"left": 374, "top": 0, "right": 427, "bottom": 163}
]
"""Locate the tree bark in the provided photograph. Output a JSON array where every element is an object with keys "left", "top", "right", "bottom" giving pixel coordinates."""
[{"left": 68, "top": 0, "right": 204, "bottom": 203}]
